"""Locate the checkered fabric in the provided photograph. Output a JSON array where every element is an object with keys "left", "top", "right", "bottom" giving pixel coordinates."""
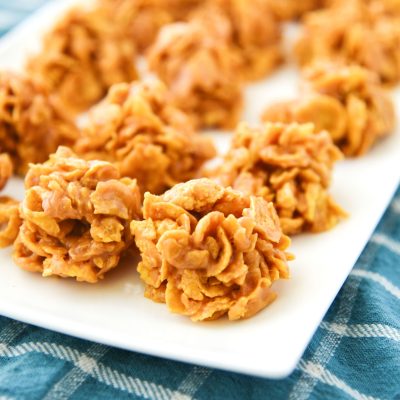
[{"left": 0, "top": 2, "right": 399, "bottom": 399}]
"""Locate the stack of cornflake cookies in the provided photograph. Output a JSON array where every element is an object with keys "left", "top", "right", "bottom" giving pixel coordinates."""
[{"left": 0, "top": 0, "right": 398, "bottom": 322}]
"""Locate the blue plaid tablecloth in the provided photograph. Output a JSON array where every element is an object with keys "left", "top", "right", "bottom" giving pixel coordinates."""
[{"left": 0, "top": 2, "right": 399, "bottom": 399}]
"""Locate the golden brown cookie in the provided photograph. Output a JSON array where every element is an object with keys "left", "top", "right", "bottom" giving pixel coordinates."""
[
  {"left": 131, "top": 178, "right": 292, "bottom": 321},
  {"left": 263, "top": 62, "right": 395, "bottom": 156},
  {"left": 148, "top": 22, "right": 243, "bottom": 129},
  {"left": 75, "top": 78, "right": 216, "bottom": 194},
  {"left": 0, "top": 72, "right": 78, "bottom": 175},
  {"left": 96, "top": 0, "right": 202, "bottom": 52},
  {"left": 295, "top": 0, "right": 400, "bottom": 85},
  {"left": 189, "top": 0, "right": 283, "bottom": 81},
  {"left": 27, "top": 7, "right": 137, "bottom": 114},
  {"left": 13, "top": 147, "right": 142, "bottom": 283},
  {"left": 211, "top": 122, "right": 346, "bottom": 235}
]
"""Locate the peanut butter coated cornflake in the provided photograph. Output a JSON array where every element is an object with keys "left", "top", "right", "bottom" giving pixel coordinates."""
[
  {"left": 75, "top": 79, "right": 216, "bottom": 194},
  {"left": 188, "top": 0, "right": 283, "bottom": 81},
  {"left": 212, "top": 122, "right": 346, "bottom": 235},
  {"left": 27, "top": 7, "right": 137, "bottom": 114},
  {"left": 96, "top": 0, "right": 201, "bottom": 52},
  {"left": 295, "top": 0, "right": 400, "bottom": 85},
  {"left": 131, "top": 178, "right": 292, "bottom": 321},
  {"left": 13, "top": 147, "right": 141, "bottom": 283},
  {"left": 148, "top": 22, "right": 243, "bottom": 129},
  {"left": 0, "top": 72, "right": 79, "bottom": 175},
  {"left": 263, "top": 62, "right": 395, "bottom": 156}
]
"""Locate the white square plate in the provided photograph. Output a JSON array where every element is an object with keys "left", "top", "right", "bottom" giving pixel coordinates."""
[{"left": 0, "top": 0, "right": 399, "bottom": 379}]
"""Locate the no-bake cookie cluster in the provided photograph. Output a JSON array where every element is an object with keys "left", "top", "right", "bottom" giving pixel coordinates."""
[
  {"left": 211, "top": 122, "right": 346, "bottom": 235},
  {"left": 263, "top": 62, "right": 395, "bottom": 156},
  {"left": 27, "top": 7, "right": 138, "bottom": 114},
  {"left": 0, "top": 72, "right": 78, "bottom": 175},
  {"left": 131, "top": 178, "right": 292, "bottom": 321},
  {"left": 13, "top": 147, "right": 142, "bottom": 283},
  {"left": 295, "top": 0, "right": 400, "bottom": 85},
  {"left": 75, "top": 79, "right": 216, "bottom": 194}
]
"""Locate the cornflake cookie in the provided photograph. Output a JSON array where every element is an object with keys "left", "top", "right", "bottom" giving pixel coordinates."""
[
  {"left": 263, "top": 63, "right": 395, "bottom": 156},
  {"left": 0, "top": 72, "right": 79, "bottom": 175},
  {"left": 189, "top": 0, "right": 283, "bottom": 81},
  {"left": 212, "top": 122, "right": 346, "bottom": 235},
  {"left": 131, "top": 178, "right": 292, "bottom": 321},
  {"left": 96, "top": 0, "right": 201, "bottom": 52},
  {"left": 294, "top": 0, "right": 400, "bottom": 85},
  {"left": 13, "top": 147, "right": 141, "bottom": 283},
  {"left": 75, "top": 79, "right": 216, "bottom": 194},
  {"left": 27, "top": 6, "right": 137, "bottom": 115},
  {"left": 147, "top": 22, "right": 243, "bottom": 129}
]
